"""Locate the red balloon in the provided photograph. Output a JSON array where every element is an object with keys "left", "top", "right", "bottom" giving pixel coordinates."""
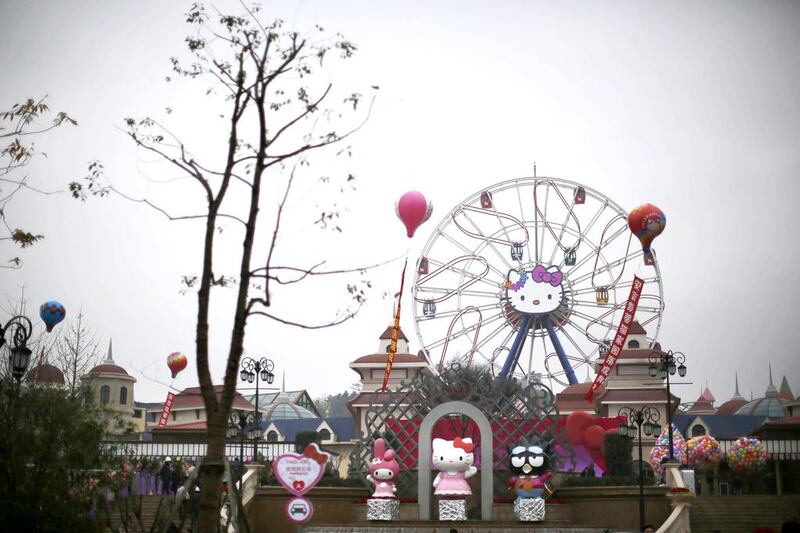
[
  {"left": 565, "top": 411, "right": 595, "bottom": 445},
  {"left": 395, "top": 191, "right": 433, "bottom": 238},
  {"left": 628, "top": 203, "right": 666, "bottom": 264},
  {"left": 167, "top": 352, "right": 188, "bottom": 379},
  {"left": 583, "top": 425, "right": 606, "bottom": 450}
]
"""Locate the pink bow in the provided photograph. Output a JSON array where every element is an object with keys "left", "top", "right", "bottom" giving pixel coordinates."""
[{"left": 532, "top": 265, "right": 562, "bottom": 287}]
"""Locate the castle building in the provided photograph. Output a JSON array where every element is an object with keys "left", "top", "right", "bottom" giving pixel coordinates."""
[
  {"left": 347, "top": 325, "right": 432, "bottom": 438},
  {"left": 81, "top": 340, "right": 141, "bottom": 434}
]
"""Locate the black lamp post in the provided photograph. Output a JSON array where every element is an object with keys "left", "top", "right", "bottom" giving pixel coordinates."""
[
  {"left": 239, "top": 356, "right": 274, "bottom": 459},
  {"left": 618, "top": 406, "right": 661, "bottom": 532},
  {"left": 227, "top": 410, "right": 262, "bottom": 474},
  {"left": 649, "top": 350, "right": 686, "bottom": 462},
  {"left": 0, "top": 315, "right": 33, "bottom": 383}
]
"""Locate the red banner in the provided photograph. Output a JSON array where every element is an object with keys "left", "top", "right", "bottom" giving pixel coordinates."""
[
  {"left": 382, "top": 258, "right": 408, "bottom": 392},
  {"left": 157, "top": 392, "right": 176, "bottom": 427},
  {"left": 585, "top": 276, "right": 644, "bottom": 402}
]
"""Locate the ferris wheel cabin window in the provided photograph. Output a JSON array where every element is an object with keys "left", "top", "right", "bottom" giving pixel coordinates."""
[{"left": 100, "top": 385, "right": 110, "bottom": 404}]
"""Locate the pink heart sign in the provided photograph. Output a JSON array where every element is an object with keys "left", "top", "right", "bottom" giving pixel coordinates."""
[{"left": 274, "top": 450, "right": 325, "bottom": 496}]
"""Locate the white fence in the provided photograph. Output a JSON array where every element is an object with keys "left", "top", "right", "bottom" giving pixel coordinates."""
[
  {"left": 103, "top": 440, "right": 296, "bottom": 461},
  {"left": 718, "top": 439, "right": 800, "bottom": 460}
]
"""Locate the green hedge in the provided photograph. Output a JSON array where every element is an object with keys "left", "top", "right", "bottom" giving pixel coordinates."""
[{"left": 604, "top": 433, "right": 633, "bottom": 477}]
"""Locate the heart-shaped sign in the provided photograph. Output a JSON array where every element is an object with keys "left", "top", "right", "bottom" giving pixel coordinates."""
[{"left": 274, "top": 451, "right": 325, "bottom": 496}]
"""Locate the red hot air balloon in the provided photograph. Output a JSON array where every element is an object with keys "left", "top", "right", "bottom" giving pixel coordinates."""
[
  {"left": 395, "top": 191, "right": 433, "bottom": 238},
  {"left": 167, "top": 352, "right": 188, "bottom": 378},
  {"left": 628, "top": 203, "right": 666, "bottom": 265}
]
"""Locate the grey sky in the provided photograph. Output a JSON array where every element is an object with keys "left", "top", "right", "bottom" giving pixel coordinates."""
[{"left": 2, "top": 0, "right": 799, "bottom": 406}]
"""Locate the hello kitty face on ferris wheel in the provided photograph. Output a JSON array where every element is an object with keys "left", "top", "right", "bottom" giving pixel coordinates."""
[{"left": 504, "top": 264, "right": 564, "bottom": 315}]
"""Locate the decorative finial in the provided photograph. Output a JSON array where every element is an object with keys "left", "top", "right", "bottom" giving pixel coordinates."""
[
  {"left": 105, "top": 339, "right": 114, "bottom": 362},
  {"left": 735, "top": 372, "right": 740, "bottom": 396},
  {"left": 281, "top": 370, "right": 285, "bottom": 392}
]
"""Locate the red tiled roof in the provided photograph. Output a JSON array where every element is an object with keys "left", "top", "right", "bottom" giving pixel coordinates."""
[
  {"left": 351, "top": 353, "right": 427, "bottom": 365},
  {"left": 88, "top": 363, "right": 130, "bottom": 376},
  {"left": 628, "top": 321, "right": 647, "bottom": 335},
  {"left": 348, "top": 391, "right": 399, "bottom": 406},
  {"left": 556, "top": 400, "right": 596, "bottom": 412},
  {"left": 598, "top": 389, "right": 680, "bottom": 404},
  {"left": 168, "top": 385, "right": 255, "bottom": 411},
  {"left": 152, "top": 421, "right": 207, "bottom": 431},
  {"left": 763, "top": 416, "right": 800, "bottom": 426},
  {"left": 716, "top": 398, "right": 748, "bottom": 415},
  {"left": 379, "top": 326, "right": 408, "bottom": 341},
  {"left": 26, "top": 363, "right": 65, "bottom": 384},
  {"left": 685, "top": 399, "right": 717, "bottom": 414},
  {"left": 616, "top": 348, "right": 669, "bottom": 360}
]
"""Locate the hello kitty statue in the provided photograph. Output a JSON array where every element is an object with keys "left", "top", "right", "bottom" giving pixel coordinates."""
[
  {"left": 366, "top": 438, "right": 400, "bottom": 520},
  {"left": 432, "top": 437, "right": 477, "bottom": 521},
  {"left": 505, "top": 264, "right": 564, "bottom": 315}
]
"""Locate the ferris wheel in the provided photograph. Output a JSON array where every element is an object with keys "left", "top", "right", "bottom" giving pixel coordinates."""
[{"left": 411, "top": 177, "right": 665, "bottom": 389}]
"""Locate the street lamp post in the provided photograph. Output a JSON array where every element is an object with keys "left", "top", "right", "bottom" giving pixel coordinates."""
[
  {"left": 648, "top": 350, "right": 686, "bottom": 461},
  {"left": 618, "top": 406, "right": 661, "bottom": 532},
  {"left": 227, "top": 410, "right": 262, "bottom": 479},
  {"left": 0, "top": 315, "right": 33, "bottom": 383},
  {"left": 239, "top": 357, "right": 274, "bottom": 459}
]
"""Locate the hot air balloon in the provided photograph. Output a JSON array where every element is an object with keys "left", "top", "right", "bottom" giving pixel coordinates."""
[
  {"left": 395, "top": 191, "right": 433, "bottom": 238},
  {"left": 628, "top": 203, "right": 666, "bottom": 265},
  {"left": 167, "top": 352, "right": 188, "bottom": 378},
  {"left": 39, "top": 301, "right": 66, "bottom": 332}
]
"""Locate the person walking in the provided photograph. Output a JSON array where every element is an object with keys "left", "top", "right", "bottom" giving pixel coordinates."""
[{"left": 160, "top": 457, "right": 172, "bottom": 495}]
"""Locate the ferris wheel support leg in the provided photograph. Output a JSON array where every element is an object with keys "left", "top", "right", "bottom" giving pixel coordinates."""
[
  {"left": 543, "top": 316, "right": 578, "bottom": 385},
  {"left": 500, "top": 315, "right": 532, "bottom": 378}
]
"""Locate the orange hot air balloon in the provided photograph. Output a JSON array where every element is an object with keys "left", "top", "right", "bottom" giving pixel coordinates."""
[
  {"left": 167, "top": 352, "right": 188, "bottom": 378},
  {"left": 628, "top": 203, "right": 666, "bottom": 265}
]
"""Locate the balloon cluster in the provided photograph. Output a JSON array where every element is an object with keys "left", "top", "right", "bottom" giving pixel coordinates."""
[
  {"left": 726, "top": 437, "right": 768, "bottom": 476},
  {"left": 686, "top": 435, "right": 723, "bottom": 471},
  {"left": 648, "top": 425, "right": 687, "bottom": 475}
]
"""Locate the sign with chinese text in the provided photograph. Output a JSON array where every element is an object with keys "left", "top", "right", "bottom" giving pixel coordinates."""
[
  {"left": 585, "top": 276, "right": 644, "bottom": 402},
  {"left": 274, "top": 443, "right": 330, "bottom": 496},
  {"left": 157, "top": 392, "right": 175, "bottom": 427}
]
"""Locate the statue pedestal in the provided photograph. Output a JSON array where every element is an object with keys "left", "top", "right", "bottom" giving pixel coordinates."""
[
  {"left": 367, "top": 498, "right": 399, "bottom": 521},
  {"left": 514, "top": 497, "right": 545, "bottom": 521},
  {"left": 438, "top": 498, "right": 467, "bottom": 521}
]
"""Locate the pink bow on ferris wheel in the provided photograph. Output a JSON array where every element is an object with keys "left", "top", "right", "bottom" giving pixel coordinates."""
[{"left": 532, "top": 265, "right": 562, "bottom": 286}]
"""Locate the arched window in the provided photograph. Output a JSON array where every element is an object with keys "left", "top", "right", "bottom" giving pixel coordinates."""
[
  {"left": 319, "top": 428, "right": 331, "bottom": 441},
  {"left": 691, "top": 424, "right": 706, "bottom": 437},
  {"left": 100, "top": 385, "right": 110, "bottom": 404},
  {"left": 628, "top": 339, "right": 640, "bottom": 349},
  {"left": 267, "top": 430, "right": 278, "bottom": 442},
  {"left": 119, "top": 386, "right": 128, "bottom": 405}
]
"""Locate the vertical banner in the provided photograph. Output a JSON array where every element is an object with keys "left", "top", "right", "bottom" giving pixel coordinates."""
[
  {"left": 585, "top": 276, "right": 644, "bottom": 402},
  {"left": 157, "top": 392, "right": 176, "bottom": 427},
  {"left": 382, "top": 258, "right": 409, "bottom": 392}
]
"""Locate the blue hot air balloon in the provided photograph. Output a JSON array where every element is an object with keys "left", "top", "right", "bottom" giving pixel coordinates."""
[{"left": 39, "top": 301, "right": 66, "bottom": 332}]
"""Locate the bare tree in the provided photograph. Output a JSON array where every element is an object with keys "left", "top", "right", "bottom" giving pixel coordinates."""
[
  {"left": 1, "top": 98, "right": 77, "bottom": 268},
  {"left": 50, "top": 310, "right": 101, "bottom": 394},
  {"left": 72, "top": 3, "right": 379, "bottom": 529}
]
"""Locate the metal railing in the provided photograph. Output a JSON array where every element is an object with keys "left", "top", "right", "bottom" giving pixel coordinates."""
[{"left": 102, "top": 440, "right": 296, "bottom": 460}]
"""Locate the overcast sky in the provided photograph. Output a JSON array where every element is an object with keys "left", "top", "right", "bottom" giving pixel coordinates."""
[{"left": 2, "top": 0, "right": 799, "bottom": 407}]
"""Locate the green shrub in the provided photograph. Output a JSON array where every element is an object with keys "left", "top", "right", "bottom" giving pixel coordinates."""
[{"left": 604, "top": 433, "right": 633, "bottom": 477}]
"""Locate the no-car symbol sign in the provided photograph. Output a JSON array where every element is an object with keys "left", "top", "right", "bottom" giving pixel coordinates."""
[{"left": 286, "top": 496, "right": 314, "bottom": 524}]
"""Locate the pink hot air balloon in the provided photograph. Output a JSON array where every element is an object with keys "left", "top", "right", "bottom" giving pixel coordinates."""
[{"left": 395, "top": 191, "right": 433, "bottom": 238}]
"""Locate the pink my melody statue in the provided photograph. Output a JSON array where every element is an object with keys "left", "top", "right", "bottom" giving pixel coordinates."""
[
  {"left": 365, "top": 438, "right": 401, "bottom": 521},
  {"left": 366, "top": 438, "right": 399, "bottom": 498}
]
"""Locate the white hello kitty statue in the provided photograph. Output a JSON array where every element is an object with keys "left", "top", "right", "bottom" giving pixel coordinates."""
[
  {"left": 505, "top": 264, "right": 564, "bottom": 315},
  {"left": 432, "top": 437, "right": 477, "bottom": 520}
]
